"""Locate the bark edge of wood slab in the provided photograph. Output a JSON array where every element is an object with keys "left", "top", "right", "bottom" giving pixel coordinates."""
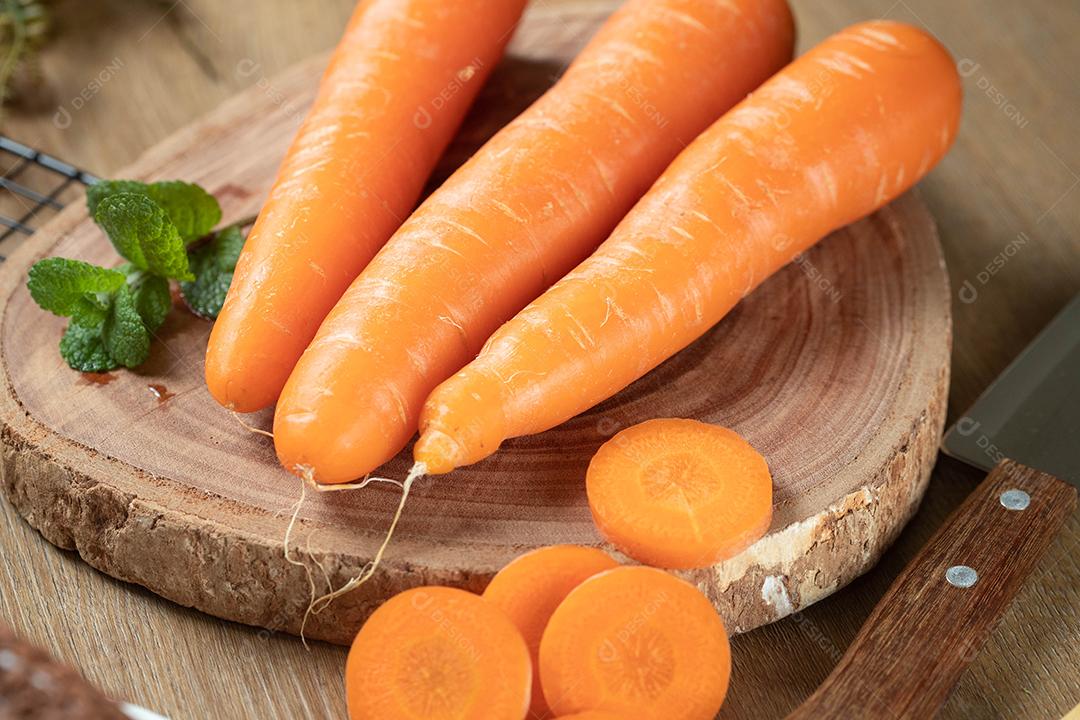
[
  {"left": 786, "top": 460, "right": 1078, "bottom": 720},
  {"left": 0, "top": 2, "right": 950, "bottom": 645}
]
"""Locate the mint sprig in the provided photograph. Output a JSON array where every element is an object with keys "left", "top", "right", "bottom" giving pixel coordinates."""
[{"left": 27, "top": 178, "right": 248, "bottom": 372}]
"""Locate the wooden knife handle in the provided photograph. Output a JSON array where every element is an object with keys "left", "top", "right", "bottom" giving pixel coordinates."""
[{"left": 786, "top": 459, "right": 1077, "bottom": 720}]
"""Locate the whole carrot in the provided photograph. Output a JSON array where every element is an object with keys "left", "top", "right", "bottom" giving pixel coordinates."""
[
  {"left": 205, "top": 0, "right": 527, "bottom": 413},
  {"left": 274, "top": 0, "right": 796, "bottom": 483},
  {"left": 416, "top": 20, "right": 963, "bottom": 473}
]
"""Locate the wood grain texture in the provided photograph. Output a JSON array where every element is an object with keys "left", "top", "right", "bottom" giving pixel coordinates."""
[
  {"left": 0, "top": 622, "right": 128, "bottom": 718},
  {"left": 0, "top": 0, "right": 1078, "bottom": 719},
  {"left": 0, "top": 2, "right": 949, "bottom": 646},
  {"left": 787, "top": 460, "right": 1078, "bottom": 719}
]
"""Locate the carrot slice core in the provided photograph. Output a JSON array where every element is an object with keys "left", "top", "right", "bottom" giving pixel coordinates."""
[{"left": 586, "top": 418, "right": 772, "bottom": 569}]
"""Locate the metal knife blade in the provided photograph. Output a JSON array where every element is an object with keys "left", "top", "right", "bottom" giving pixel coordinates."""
[{"left": 942, "top": 293, "right": 1080, "bottom": 484}]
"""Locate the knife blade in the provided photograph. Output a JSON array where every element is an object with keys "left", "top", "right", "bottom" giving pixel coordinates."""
[
  {"left": 942, "top": 293, "right": 1080, "bottom": 482},
  {"left": 788, "top": 294, "right": 1080, "bottom": 720}
]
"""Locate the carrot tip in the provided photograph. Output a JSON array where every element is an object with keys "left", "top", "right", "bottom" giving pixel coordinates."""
[{"left": 413, "top": 429, "right": 463, "bottom": 475}]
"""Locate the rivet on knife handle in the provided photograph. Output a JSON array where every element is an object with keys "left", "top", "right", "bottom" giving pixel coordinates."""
[{"left": 785, "top": 459, "right": 1077, "bottom": 720}]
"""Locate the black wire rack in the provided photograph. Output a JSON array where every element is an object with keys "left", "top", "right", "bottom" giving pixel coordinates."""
[{"left": 0, "top": 136, "right": 98, "bottom": 260}]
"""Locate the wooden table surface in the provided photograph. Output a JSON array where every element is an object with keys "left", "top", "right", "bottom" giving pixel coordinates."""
[{"left": 1, "top": 1, "right": 1078, "bottom": 718}]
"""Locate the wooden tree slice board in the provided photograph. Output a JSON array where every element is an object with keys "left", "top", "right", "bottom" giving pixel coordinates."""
[{"left": 0, "top": 1, "right": 950, "bottom": 646}]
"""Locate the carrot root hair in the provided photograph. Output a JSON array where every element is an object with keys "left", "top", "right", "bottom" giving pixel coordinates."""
[
  {"left": 283, "top": 462, "right": 428, "bottom": 645},
  {"left": 229, "top": 408, "right": 275, "bottom": 439},
  {"left": 282, "top": 478, "right": 318, "bottom": 649},
  {"left": 296, "top": 464, "right": 406, "bottom": 493}
]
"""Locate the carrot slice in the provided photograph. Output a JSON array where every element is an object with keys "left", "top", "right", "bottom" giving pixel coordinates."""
[
  {"left": 539, "top": 566, "right": 730, "bottom": 720},
  {"left": 483, "top": 545, "right": 620, "bottom": 718},
  {"left": 554, "top": 712, "right": 630, "bottom": 720},
  {"left": 586, "top": 419, "right": 772, "bottom": 569},
  {"left": 345, "top": 586, "right": 531, "bottom": 720}
]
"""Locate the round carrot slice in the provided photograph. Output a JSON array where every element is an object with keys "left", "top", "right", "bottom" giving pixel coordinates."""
[
  {"left": 346, "top": 586, "right": 530, "bottom": 720},
  {"left": 555, "top": 712, "right": 632, "bottom": 720},
  {"left": 483, "top": 545, "right": 619, "bottom": 718},
  {"left": 586, "top": 418, "right": 772, "bottom": 569},
  {"left": 539, "top": 566, "right": 730, "bottom": 720}
]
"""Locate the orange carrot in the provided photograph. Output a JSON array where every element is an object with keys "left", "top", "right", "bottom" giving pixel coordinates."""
[
  {"left": 554, "top": 713, "right": 629, "bottom": 720},
  {"left": 205, "top": 0, "right": 527, "bottom": 413},
  {"left": 416, "top": 20, "right": 963, "bottom": 474},
  {"left": 345, "top": 586, "right": 531, "bottom": 720},
  {"left": 483, "top": 545, "right": 620, "bottom": 718},
  {"left": 274, "top": 0, "right": 796, "bottom": 483},
  {"left": 587, "top": 419, "right": 772, "bottom": 569},
  {"left": 539, "top": 566, "right": 730, "bottom": 720}
]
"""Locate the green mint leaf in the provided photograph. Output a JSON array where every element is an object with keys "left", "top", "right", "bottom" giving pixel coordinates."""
[
  {"left": 88, "top": 180, "right": 222, "bottom": 243},
  {"left": 179, "top": 224, "right": 245, "bottom": 319},
  {"left": 86, "top": 180, "right": 147, "bottom": 216},
  {"left": 27, "top": 257, "right": 126, "bottom": 327},
  {"left": 94, "top": 193, "right": 194, "bottom": 281},
  {"left": 127, "top": 271, "right": 172, "bottom": 333},
  {"left": 59, "top": 323, "right": 118, "bottom": 373},
  {"left": 102, "top": 285, "right": 151, "bottom": 368},
  {"left": 146, "top": 180, "right": 223, "bottom": 244}
]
